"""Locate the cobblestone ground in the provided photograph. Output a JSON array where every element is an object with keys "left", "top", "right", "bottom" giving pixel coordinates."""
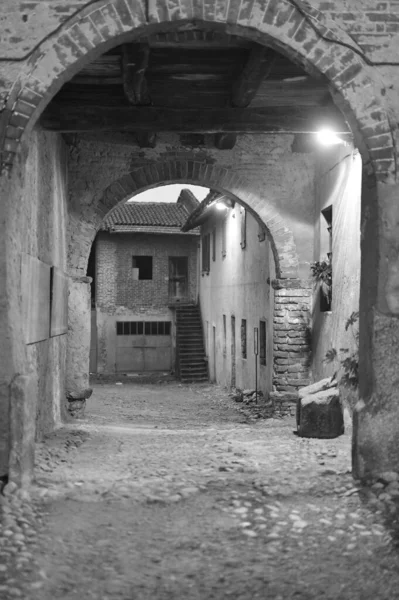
[{"left": 1, "top": 380, "right": 399, "bottom": 599}]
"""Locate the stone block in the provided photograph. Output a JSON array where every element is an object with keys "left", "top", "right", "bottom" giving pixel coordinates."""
[
  {"left": 298, "top": 377, "right": 336, "bottom": 399},
  {"left": 297, "top": 389, "right": 344, "bottom": 439}
]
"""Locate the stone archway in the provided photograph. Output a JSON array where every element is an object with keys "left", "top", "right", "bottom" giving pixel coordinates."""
[
  {"left": 1, "top": 0, "right": 398, "bottom": 481},
  {"left": 72, "top": 160, "right": 300, "bottom": 280},
  {"left": 67, "top": 159, "right": 309, "bottom": 415},
  {"left": 0, "top": 0, "right": 395, "bottom": 182}
]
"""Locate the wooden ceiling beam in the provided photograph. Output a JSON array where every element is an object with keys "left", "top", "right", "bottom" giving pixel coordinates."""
[
  {"left": 122, "top": 44, "right": 151, "bottom": 105},
  {"left": 231, "top": 47, "right": 276, "bottom": 108},
  {"left": 40, "top": 105, "right": 350, "bottom": 134}
]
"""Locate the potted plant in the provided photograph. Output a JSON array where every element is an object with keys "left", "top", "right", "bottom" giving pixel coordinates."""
[{"left": 310, "top": 257, "right": 332, "bottom": 311}]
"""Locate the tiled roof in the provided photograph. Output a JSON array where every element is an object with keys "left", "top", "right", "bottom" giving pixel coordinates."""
[{"left": 101, "top": 202, "right": 190, "bottom": 231}]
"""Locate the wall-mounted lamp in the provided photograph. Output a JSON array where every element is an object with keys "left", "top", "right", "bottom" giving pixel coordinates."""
[
  {"left": 216, "top": 202, "right": 227, "bottom": 210},
  {"left": 315, "top": 129, "right": 345, "bottom": 147}
]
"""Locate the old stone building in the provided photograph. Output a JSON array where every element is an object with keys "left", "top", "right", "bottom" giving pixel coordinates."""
[
  {"left": 1, "top": 0, "right": 399, "bottom": 488},
  {"left": 90, "top": 194, "right": 200, "bottom": 374},
  {"left": 184, "top": 197, "right": 276, "bottom": 394}
]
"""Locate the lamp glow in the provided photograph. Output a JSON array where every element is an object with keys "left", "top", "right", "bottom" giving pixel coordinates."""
[
  {"left": 316, "top": 129, "right": 343, "bottom": 146},
  {"left": 216, "top": 202, "right": 227, "bottom": 210}
]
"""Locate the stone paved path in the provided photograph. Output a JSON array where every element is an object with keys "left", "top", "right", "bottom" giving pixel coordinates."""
[{"left": 1, "top": 380, "right": 399, "bottom": 599}]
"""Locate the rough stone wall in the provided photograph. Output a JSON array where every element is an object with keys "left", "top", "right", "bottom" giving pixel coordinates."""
[
  {"left": 67, "top": 133, "right": 316, "bottom": 280},
  {"left": 0, "top": 126, "right": 68, "bottom": 482},
  {"left": 96, "top": 231, "right": 198, "bottom": 310},
  {"left": 271, "top": 279, "right": 312, "bottom": 411}
]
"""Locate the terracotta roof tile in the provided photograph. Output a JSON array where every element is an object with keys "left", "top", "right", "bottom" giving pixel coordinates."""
[{"left": 101, "top": 202, "right": 190, "bottom": 230}]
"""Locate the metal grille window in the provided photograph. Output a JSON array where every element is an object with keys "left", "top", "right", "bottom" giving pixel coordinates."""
[{"left": 116, "top": 321, "right": 171, "bottom": 335}]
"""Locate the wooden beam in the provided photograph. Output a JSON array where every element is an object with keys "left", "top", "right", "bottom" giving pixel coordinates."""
[
  {"left": 122, "top": 44, "right": 151, "bottom": 105},
  {"left": 231, "top": 47, "right": 276, "bottom": 108},
  {"left": 40, "top": 105, "right": 350, "bottom": 134},
  {"left": 214, "top": 133, "right": 237, "bottom": 150}
]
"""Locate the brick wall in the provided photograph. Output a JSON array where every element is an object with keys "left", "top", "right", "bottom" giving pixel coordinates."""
[
  {"left": 96, "top": 231, "right": 198, "bottom": 312},
  {"left": 67, "top": 133, "right": 316, "bottom": 280},
  {"left": 271, "top": 278, "right": 312, "bottom": 414}
]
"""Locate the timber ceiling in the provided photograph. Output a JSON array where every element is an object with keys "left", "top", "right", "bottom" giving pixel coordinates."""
[{"left": 41, "top": 30, "right": 349, "bottom": 144}]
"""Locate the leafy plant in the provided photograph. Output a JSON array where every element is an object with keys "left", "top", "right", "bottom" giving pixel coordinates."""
[
  {"left": 324, "top": 311, "right": 359, "bottom": 390},
  {"left": 310, "top": 258, "right": 332, "bottom": 301}
]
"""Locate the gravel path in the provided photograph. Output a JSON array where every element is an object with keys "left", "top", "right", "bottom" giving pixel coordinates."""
[{"left": 1, "top": 381, "right": 399, "bottom": 599}]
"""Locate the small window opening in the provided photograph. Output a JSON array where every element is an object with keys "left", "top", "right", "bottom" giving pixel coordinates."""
[
  {"left": 223, "top": 314, "right": 227, "bottom": 357},
  {"left": 240, "top": 207, "right": 247, "bottom": 249},
  {"left": 241, "top": 319, "right": 247, "bottom": 359},
  {"left": 320, "top": 206, "right": 332, "bottom": 312},
  {"left": 212, "top": 228, "right": 216, "bottom": 262},
  {"left": 222, "top": 217, "right": 227, "bottom": 258},
  {"left": 202, "top": 233, "right": 211, "bottom": 272},
  {"left": 259, "top": 320, "right": 266, "bottom": 366},
  {"left": 132, "top": 256, "right": 153, "bottom": 280}
]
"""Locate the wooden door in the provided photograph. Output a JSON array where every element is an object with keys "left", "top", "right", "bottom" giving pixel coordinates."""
[{"left": 169, "top": 257, "right": 188, "bottom": 302}]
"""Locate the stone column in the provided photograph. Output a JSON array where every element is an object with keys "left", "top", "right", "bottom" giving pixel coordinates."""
[
  {"left": 66, "top": 276, "right": 93, "bottom": 418},
  {"left": 270, "top": 279, "right": 312, "bottom": 416},
  {"left": 352, "top": 176, "right": 399, "bottom": 480}
]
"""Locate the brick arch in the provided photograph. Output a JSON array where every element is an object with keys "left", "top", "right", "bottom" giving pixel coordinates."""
[
  {"left": 1, "top": 0, "right": 395, "bottom": 181},
  {"left": 85, "top": 160, "right": 298, "bottom": 279}
]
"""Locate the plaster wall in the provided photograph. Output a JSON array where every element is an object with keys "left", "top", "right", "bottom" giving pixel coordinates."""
[
  {"left": 94, "top": 230, "right": 198, "bottom": 373},
  {"left": 199, "top": 206, "right": 275, "bottom": 395},
  {"left": 312, "top": 146, "right": 362, "bottom": 401},
  {"left": 0, "top": 126, "right": 68, "bottom": 480},
  {"left": 67, "top": 133, "right": 316, "bottom": 279}
]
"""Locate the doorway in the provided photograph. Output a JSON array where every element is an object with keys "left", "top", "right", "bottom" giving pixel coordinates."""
[{"left": 169, "top": 257, "right": 188, "bottom": 303}]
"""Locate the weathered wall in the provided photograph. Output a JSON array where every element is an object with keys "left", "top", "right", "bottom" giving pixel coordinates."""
[
  {"left": 67, "top": 133, "right": 316, "bottom": 279},
  {"left": 199, "top": 206, "right": 275, "bottom": 395},
  {"left": 312, "top": 146, "right": 362, "bottom": 393},
  {"left": 94, "top": 230, "right": 198, "bottom": 373},
  {"left": 0, "top": 126, "right": 68, "bottom": 482}
]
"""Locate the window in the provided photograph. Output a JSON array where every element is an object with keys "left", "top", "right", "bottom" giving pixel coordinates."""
[
  {"left": 241, "top": 319, "right": 247, "bottom": 359},
  {"left": 212, "top": 228, "right": 216, "bottom": 262},
  {"left": 240, "top": 207, "right": 247, "bottom": 249},
  {"left": 223, "top": 314, "right": 227, "bottom": 357},
  {"left": 320, "top": 206, "right": 332, "bottom": 312},
  {"left": 259, "top": 320, "right": 266, "bottom": 366},
  {"left": 202, "top": 233, "right": 211, "bottom": 272},
  {"left": 321, "top": 206, "right": 333, "bottom": 258},
  {"left": 132, "top": 256, "right": 153, "bottom": 280},
  {"left": 258, "top": 223, "right": 266, "bottom": 242},
  {"left": 221, "top": 217, "right": 227, "bottom": 258},
  {"left": 116, "top": 321, "right": 171, "bottom": 335}
]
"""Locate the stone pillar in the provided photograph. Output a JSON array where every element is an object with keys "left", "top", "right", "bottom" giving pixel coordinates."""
[
  {"left": 352, "top": 176, "right": 399, "bottom": 481},
  {"left": 270, "top": 279, "right": 312, "bottom": 415},
  {"left": 66, "top": 276, "right": 93, "bottom": 418}
]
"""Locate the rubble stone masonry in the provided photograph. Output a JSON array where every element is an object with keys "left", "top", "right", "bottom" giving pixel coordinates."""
[{"left": 271, "top": 278, "right": 312, "bottom": 412}]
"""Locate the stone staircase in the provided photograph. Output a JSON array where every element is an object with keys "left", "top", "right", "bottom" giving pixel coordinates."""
[{"left": 176, "top": 304, "right": 208, "bottom": 383}]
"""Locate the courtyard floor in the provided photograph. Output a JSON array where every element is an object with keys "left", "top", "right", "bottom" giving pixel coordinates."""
[{"left": 1, "top": 380, "right": 399, "bottom": 599}]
